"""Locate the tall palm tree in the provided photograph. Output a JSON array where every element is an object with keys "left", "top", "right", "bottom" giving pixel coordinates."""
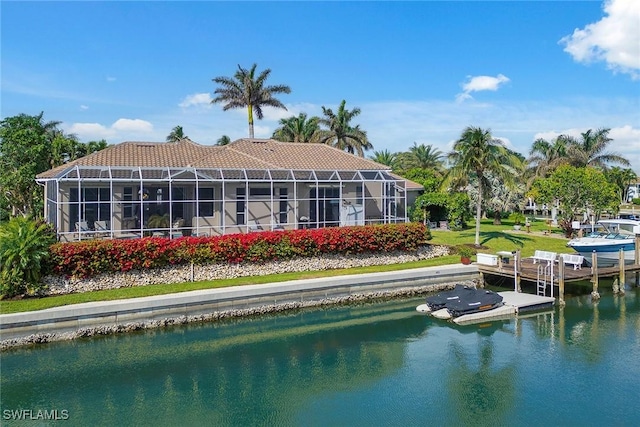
[
  {"left": 216, "top": 135, "right": 231, "bottom": 146},
  {"left": 166, "top": 126, "right": 187, "bottom": 142},
  {"left": 369, "top": 150, "right": 398, "bottom": 169},
  {"left": 446, "top": 126, "right": 522, "bottom": 246},
  {"left": 317, "top": 100, "right": 373, "bottom": 157},
  {"left": 272, "top": 113, "right": 321, "bottom": 143},
  {"left": 212, "top": 64, "right": 291, "bottom": 138},
  {"left": 563, "top": 128, "right": 630, "bottom": 170}
]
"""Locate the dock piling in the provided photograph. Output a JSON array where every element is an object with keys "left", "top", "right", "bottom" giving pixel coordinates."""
[
  {"left": 618, "top": 249, "right": 626, "bottom": 295},
  {"left": 558, "top": 255, "right": 566, "bottom": 307},
  {"left": 591, "top": 251, "right": 600, "bottom": 300}
]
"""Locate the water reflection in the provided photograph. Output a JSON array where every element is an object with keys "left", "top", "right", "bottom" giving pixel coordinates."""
[
  {"left": 2, "top": 289, "right": 640, "bottom": 426},
  {"left": 2, "top": 300, "right": 429, "bottom": 426},
  {"left": 447, "top": 341, "right": 515, "bottom": 427}
]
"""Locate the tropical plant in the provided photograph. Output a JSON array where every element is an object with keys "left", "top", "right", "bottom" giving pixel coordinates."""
[
  {"left": 456, "top": 245, "right": 476, "bottom": 258},
  {"left": 272, "top": 113, "right": 321, "bottom": 143},
  {"left": 398, "top": 142, "right": 444, "bottom": 173},
  {"left": 401, "top": 168, "right": 441, "bottom": 193},
  {"left": 86, "top": 139, "right": 109, "bottom": 154},
  {"left": 0, "top": 217, "right": 56, "bottom": 297},
  {"left": 529, "top": 165, "right": 618, "bottom": 236},
  {"left": 510, "top": 212, "right": 526, "bottom": 225},
  {"left": 0, "top": 112, "right": 60, "bottom": 217},
  {"left": 148, "top": 214, "right": 170, "bottom": 229},
  {"left": 369, "top": 150, "right": 398, "bottom": 169},
  {"left": 317, "top": 100, "right": 373, "bottom": 157},
  {"left": 212, "top": 64, "right": 291, "bottom": 138},
  {"left": 216, "top": 135, "right": 231, "bottom": 146},
  {"left": 48, "top": 223, "right": 428, "bottom": 279},
  {"left": 526, "top": 136, "right": 569, "bottom": 182},
  {"left": 606, "top": 167, "right": 638, "bottom": 203},
  {"left": 467, "top": 172, "right": 525, "bottom": 225},
  {"left": 563, "top": 128, "right": 630, "bottom": 170},
  {"left": 445, "top": 126, "right": 522, "bottom": 246},
  {"left": 166, "top": 126, "right": 188, "bottom": 142}
]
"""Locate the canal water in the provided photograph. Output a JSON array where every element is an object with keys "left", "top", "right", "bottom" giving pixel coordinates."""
[{"left": 2, "top": 286, "right": 639, "bottom": 426}]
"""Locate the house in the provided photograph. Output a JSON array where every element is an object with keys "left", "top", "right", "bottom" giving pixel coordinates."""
[{"left": 36, "top": 138, "right": 422, "bottom": 241}]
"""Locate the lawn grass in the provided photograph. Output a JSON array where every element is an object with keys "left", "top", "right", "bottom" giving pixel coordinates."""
[
  {"left": 0, "top": 219, "right": 571, "bottom": 314},
  {"left": 429, "top": 218, "right": 570, "bottom": 256}
]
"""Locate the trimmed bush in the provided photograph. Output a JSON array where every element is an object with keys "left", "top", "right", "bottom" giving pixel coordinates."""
[{"left": 48, "top": 223, "right": 431, "bottom": 279}]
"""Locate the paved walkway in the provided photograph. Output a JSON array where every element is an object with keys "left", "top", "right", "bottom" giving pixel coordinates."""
[{"left": 0, "top": 264, "right": 479, "bottom": 341}]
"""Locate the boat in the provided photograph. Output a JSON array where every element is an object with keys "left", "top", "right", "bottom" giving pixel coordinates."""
[
  {"left": 416, "top": 285, "right": 504, "bottom": 317},
  {"left": 566, "top": 218, "right": 640, "bottom": 265}
]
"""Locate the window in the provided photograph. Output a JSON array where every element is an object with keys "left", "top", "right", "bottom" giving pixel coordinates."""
[
  {"left": 236, "top": 187, "right": 246, "bottom": 225},
  {"left": 198, "top": 187, "right": 215, "bottom": 217},
  {"left": 249, "top": 187, "right": 271, "bottom": 197},
  {"left": 279, "top": 188, "right": 288, "bottom": 225},
  {"left": 356, "top": 185, "right": 363, "bottom": 205},
  {"left": 69, "top": 187, "right": 112, "bottom": 229},
  {"left": 123, "top": 187, "right": 134, "bottom": 219}
]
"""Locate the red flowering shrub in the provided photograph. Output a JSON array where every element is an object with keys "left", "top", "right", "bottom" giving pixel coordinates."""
[{"left": 47, "top": 223, "right": 431, "bottom": 279}]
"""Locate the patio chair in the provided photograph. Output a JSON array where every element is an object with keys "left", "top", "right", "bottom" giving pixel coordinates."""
[
  {"left": 171, "top": 218, "right": 184, "bottom": 239},
  {"left": 248, "top": 220, "right": 263, "bottom": 232},
  {"left": 75, "top": 221, "right": 90, "bottom": 239},
  {"left": 94, "top": 220, "right": 110, "bottom": 238}
]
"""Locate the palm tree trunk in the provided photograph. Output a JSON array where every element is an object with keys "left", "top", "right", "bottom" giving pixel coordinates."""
[
  {"left": 475, "top": 199, "right": 482, "bottom": 246},
  {"left": 247, "top": 105, "right": 254, "bottom": 139},
  {"left": 475, "top": 178, "right": 482, "bottom": 246}
]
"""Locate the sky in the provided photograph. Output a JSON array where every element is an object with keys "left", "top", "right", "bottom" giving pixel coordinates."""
[{"left": 2, "top": 0, "right": 639, "bottom": 173}]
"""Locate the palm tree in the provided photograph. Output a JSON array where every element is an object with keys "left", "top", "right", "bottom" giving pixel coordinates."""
[
  {"left": 369, "top": 150, "right": 398, "bottom": 168},
  {"left": 563, "top": 128, "right": 630, "bottom": 170},
  {"left": 212, "top": 64, "right": 291, "bottom": 138},
  {"left": 272, "top": 113, "right": 321, "bottom": 143},
  {"left": 446, "top": 126, "right": 522, "bottom": 246},
  {"left": 216, "top": 135, "right": 231, "bottom": 146},
  {"left": 399, "top": 142, "right": 444, "bottom": 172},
  {"left": 526, "top": 137, "right": 569, "bottom": 181},
  {"left": 607, "top": 167, "right": 638, "bottom": 203},
  {"left": 86, "top": 139, "right": 108, "bottom": 154},
  {"left": 317, "top": 100, "right": 373, "bottom": 157},
  {"left": 166, "top": 126, "right": 187, "bottom": 142}
]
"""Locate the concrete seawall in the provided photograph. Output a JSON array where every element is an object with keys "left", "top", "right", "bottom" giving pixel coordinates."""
[{"left": 0, "top": 264, "right": 478, "bottom": 345}]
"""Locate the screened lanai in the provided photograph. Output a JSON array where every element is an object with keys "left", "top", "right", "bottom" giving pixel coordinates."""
[{"left": 38, "top": 164, "right": 408, "bottom": 241}]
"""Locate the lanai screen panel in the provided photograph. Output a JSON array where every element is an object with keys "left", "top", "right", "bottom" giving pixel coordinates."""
[{"left": 197, "top": 169, "right": 223, "bottom": 181}]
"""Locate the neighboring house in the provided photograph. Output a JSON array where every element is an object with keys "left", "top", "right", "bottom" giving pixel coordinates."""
[{"left": 36, "top": 138, "right": 422, "bottom": 241}]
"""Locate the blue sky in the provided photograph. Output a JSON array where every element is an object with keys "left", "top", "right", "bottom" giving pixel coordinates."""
[{"left": 2, "top": 0, "right": 639, "bottom": 173}]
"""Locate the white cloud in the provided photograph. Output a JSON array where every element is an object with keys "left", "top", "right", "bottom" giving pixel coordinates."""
[
  {"left": 456, "top": 74, "right": 510, "bottom": 102},
  {"left": 112, "top": 118, "right": 153, "bottom": 133},
  {"left": 106, "top": 76, "right": 116, "bottom": 82},
  {"left": 66, "top": 118, "right": 153, "bottom": 140},
  {"left": 67, "top": 123, "right": 112, "bottom": 138},
  {"left": 80, "top": 105, "right": 89, "bottom": 110},
  {"left": 560, "top": 0, "right": 640, "bottom": 79},
  {"left": 261, "top": 105, "right": 298, "bottom": 121},
  {"left": 179, "top": 93, "right": 212, "bottom": 108}
]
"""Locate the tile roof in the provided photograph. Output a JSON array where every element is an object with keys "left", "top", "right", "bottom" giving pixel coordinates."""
[{"left": 36, "top": 139, "right": 423, "bottom": 190}]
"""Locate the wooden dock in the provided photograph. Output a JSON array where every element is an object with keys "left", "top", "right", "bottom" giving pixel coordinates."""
[{"left": 477, "top": 251, "right": 640, "bottom": 303}]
